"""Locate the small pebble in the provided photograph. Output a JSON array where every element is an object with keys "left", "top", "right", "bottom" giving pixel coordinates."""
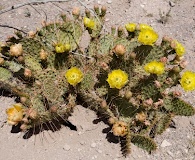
[
  {"left": 184, "top": 149, "right": 188, "bottom": 153},
  {"left": 169, "top": 1, "right": 176, "bottom": 7},
  {"left": 105, "top": 18, "right": 110, "bottom": 22},
  {"left": 167, "top": 150, "right": 174, "bottom": 157},
  {"left": 92, "top": 155, "right": 97, "bottom": 159},
  {"left": 91, "top": 142, "right": 97, "bottom": 148},
  {"left": 97, "top": 1, "right": 101, "bottom": 5},
  {"left": 107, "top": 0, "right": 112, "bottom": 4},
  {"left": 80, "top": 141, "right": 85, "bottom": 145},
  {"left": 161, "top": 140, "right": 172, "bottom": 147},
  {"left": 97, "top": 149, "right": 102, "bottom": 153},
  {"left": 63, "top": 144, "right": 71, "bottom": 151},
  {"left": 140, "top": 4, "right": 145, "bottom": 8}
]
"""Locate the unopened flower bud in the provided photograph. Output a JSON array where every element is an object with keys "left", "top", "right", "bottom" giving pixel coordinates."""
[
  {"left": 113, "top": 44, "right": 126, "bottom": 56},
  {"left": 72, "top": 7, "right": 80, "bottom": 16},
  {"left": 165, "top": 77, "right": 173, "bottom": 84},
  {"left": 125, "top": 91, "right": 132, "bottom": 99},
  {"left": 179, "top": 60, "right": 188, "bottom": 69},
  {"left": 24, "top": 68, "right": 32, "bottom": 78},
  {"left": 153, "top": 99, "right": 163, "bottom": 108},
  {"left": 20, "top": 97, "right": 27, "bottom": 104},
  {"left": 111, "top": 26, "right": 116, "bottom": 35},
  {"left": 22, "top": 117, "right": 29, "bottom": 123},
  {"left": 175, "top": 55, "right": 184, "bottom": 62},
  {"left": 143, "top": 98, "right": 153, "bottom": 107},
  {"left": 172, "top": 66, "right": 180, "bottom": 73},
  {"left": 40, "top": 49, "right": 48, "bottom": 60},
  {"left": 154, "top": 80, "right": 161, "bottom": 88},
  {"left": 170, "top": 40, "right": 177, "bottom": 49},
  {"left": 101, "top": 6, "right": 107, "bottom": 17},
  {"left": 160, "top": 57, "right": 168, "bottom": 64},
  {"left": 50, "top": 106, "right": 58, "bottom": 113},
  {"left": 100, "top": 62, "right": 109, "bottom": 70},
  {"left": 94, "top": 5, "right": 100, "bottom": 15},
  {"left": 162, "top": 36, "right": 172, "bottom": 42},
  {"left": 144, "top": 120, "right": 151, "bottom": 126},
  {"left": 0, "top": 57, "right": 4, "bottom": 65},
  {"left": 28, "top": 31, "right": 36, "bottom": 38},
  {"left": 20, "top": 124, "right": 28, "bottom": 131},
  {"left": 28, "top": 108, "right": 38, "bottom": 119},
  {"left": 173, "top": 91, "right": 182, "bottom": 97},
  {"left": 85, "top": 9, "right": 90, "bottom": 18},
  {"left": 10, "top": 43, "right": 23, "bottom": 57},
  {"left": 17, "top": 56, "right": 24, "bottom": 63},
  {"left": 136, "top": 112, "right": 147, "bottom": 122},
  {"left": 129, "top": 52, "right": 136, "bottom": 59},
  {"left": 118, "top": 26, "right": 124, "bottom": 37},
  {"left": 101, "top": 100, "right": 107, "bottom": 108},
  {"left": 108, "top": 117, "right": 117, "bottom": 125}
]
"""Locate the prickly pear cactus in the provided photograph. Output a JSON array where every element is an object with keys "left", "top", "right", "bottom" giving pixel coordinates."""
[{"left": 1, "top": 5, "right": 195, "bottom": 156}]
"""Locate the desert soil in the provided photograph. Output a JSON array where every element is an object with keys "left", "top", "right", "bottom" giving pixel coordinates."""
[{"left": 0, "top": 0, "right": 195, "bottom": 160}]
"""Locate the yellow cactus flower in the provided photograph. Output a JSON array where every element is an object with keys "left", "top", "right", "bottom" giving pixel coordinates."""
[
  {"left": 65, "top": 67, "right": 83, "bottom": 86},
  {"left": 107, "top": 69, "right": 129, "bottom": 89},
  {"left": 55, "top": 43, "right": 65, "bottom": 53},
  {"left": 55, "top": 43, "right": 71, "bottom": 53},
  {"left": 180, "top": 71, "right": 195, "bottom": 91},
  {"left": 125, "top": 23, "right": 136, "bottom": 32},
  {"left": 138, "top": 29, "right": 158, "bottom": 45},
  {"left": 64, "top": 43, "right": 71, "bottom": 52},
  {"left": 139, "top": 24, "right": 153, "bottom": 31},
  {"left": 175, "top": 41, "right": 185, "bottom": 57},
  {"left": 6, "top": 103, "right": 23, "bottom": 125},
  {"left": 83, "top": 17, "right": 95, "bottom": 29},
  {"left": 144, "top": 61, "right": 165, "bottom": 75}
]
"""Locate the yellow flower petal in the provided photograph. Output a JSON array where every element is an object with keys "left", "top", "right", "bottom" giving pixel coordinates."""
[
  {"left": 138, "top": 29, "right": 158, "bottom": 45},
  {"left": 83, "top": 17, "right": 95, "bottom": 29},
  {"left": 180, "top": 71, "right": 195, "bottom": 91},
  {"left": 144, "top": 61, "right": 165, "bottom": 75},
  {"left": 107, "top": 69, "right": 128, "bottom": 89},
  {"left": 6, "top": 103, "right": 23, "bottom": 125},
  {"left": 65, "top": 67, "right": 83, "bottom": 86},
  {"left": 125, "top": 23, "right": 136, "bottom": 32},
  {"left": 175, "top": 41, "right": 185, "bottom": 57}
]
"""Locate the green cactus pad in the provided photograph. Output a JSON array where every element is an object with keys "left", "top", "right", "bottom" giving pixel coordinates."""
[
  {"left": 131, "top": 134, "right": 157, "bottom": 153},
  {"left": 164, "top": 97, "right": 195, "bottom": 116}
]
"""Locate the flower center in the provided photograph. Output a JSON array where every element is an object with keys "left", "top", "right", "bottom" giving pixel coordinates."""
[
  {"left": 71, "top": 74, "right": 77, "bottom": 80},
  {"left": 185, "top": 79, "right": 191, "bottom": 84},
  {"left": 115, "top": 77, "right": 122, "bottom": 83}
]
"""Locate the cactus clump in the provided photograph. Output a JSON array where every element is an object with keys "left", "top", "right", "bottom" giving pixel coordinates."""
[{"left": 0, "top": 5, "right": 194, "bottom": 156}]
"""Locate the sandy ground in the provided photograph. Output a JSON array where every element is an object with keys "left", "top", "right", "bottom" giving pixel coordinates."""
[{"left": 0, "top": 0, "right": 195, "bottom": 159}]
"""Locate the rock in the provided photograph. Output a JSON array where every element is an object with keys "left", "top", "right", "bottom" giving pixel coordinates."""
[
  {"left": 97, "top": 149, "right": 102, "bottom": 153},
  {"left": 63, "top": 144, "right": 71, "bottom": 151},
  {"left": 107, "top": 0, "right": 112, "bottom": 4},
  {"left": 97, "top": 1, "right": 101, "bottom": 5},
  {"left": 169, "top": 1, "right": 176, "bottom": 7},
  {"left": 167, "top": 150, "right": 174, "bottom": 157},
  {"left": 161, "top": 140, "right": 172, "bottom": 147},
  {"left": 140, "top": 4, "right": 145, "bottom": 8},
  {"left": 92, "top": 155, "right": 97, "bottom": 159},
  {"left": 80, "top": 141, "right": 85, "bottom": 145},
  {"left": 105, "top": 18, "right": 110, "bottom": 22},
  {"left": 91, "top": 142, "right": 97, "bottom": 148}
]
